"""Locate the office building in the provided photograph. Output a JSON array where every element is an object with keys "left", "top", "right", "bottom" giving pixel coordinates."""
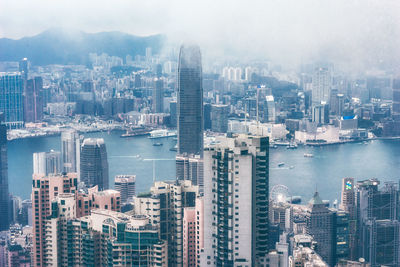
[
  {"left": 80, "top": 138, "right": 109, "bottom": 190},
  {"left": 203, "top": 103, "right": 212, "bottom": 130},
  {"left": 114, "top": 175, "right": 136, "bottom": 203},
  {"left": 33, "top": 150, "right": 62, "bottom": 175},
  {"left": 361, "top": 219, "right": 400, "bottom": 267},
  {"left": 24, "top": 77, "right": 43, "bottom": 123},
  {"left": 305, "top": 192, "right": 334, "bottom": 266},
  {"left": 18, "top": 58, "right": 28, "bottom": 81},
  {"left": 356, "top": 179, "right": 400, "bottom": 266},
  {"left": 312, "top": 102, "right": 330, "bottom": 124},
  {"left": 153, "top": 78, "right": 164, "bottom": 113},
  {"left": 133, "top": 180, "right": 198, "bottom": 266},
  {"left": 170, "top": 100, "right": 177, "bottom": 127},
  {"left": 177, "top": 45, "right": 203, "bottom": 156},
  {"left": 312, "top": 67, "right": 331, "bottom": 107},
  {"left": 176, "top": 154, "right": 204, "bottom": 192},
  {"left": 0, "top": 115, "right": 9, "bottom": 231},
  {"left": 0, "top": 73, "right": 24, "bottom": 129},
  {"left": 61, "top": 130, "right": 80, "bottom": 174},
  {"left": 340, "top": 178, "right": 357, "bottom": 260},
  {"left": 201, "top": 135, "right": 269, "bottom": 266},
  {"left": 210, "top": 104, "right": 229, "bottom": 133}
]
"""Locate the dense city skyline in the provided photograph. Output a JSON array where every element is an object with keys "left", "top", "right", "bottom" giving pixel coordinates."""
[{"left": 0, "top": 1, "right": 400, "bottom": 266}]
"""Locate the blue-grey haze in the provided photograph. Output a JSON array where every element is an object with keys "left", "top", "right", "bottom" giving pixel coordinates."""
[{"left": 8, "top": 131, "right": 400, "bottom": 204}]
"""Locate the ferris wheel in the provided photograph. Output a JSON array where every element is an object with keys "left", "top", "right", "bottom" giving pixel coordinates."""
[{"left": 270, "top": 184, "right": 291, "bottom": 204}]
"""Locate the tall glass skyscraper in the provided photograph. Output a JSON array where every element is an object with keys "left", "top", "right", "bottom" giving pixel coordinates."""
[
  {"left": 0, "top": 73, "right": 24, "bottom": 129},
  {"left": 0, "top": 113, "right": 9, "bottom": 231},
  {"left": 177, "top": 45, "right": 203, "bottom": 156},
  {"left": 80, "top": 138, "right": 109, "bottom": 190}
]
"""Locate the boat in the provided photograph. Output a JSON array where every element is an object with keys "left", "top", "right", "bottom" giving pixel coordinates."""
[
  {"left": 304, "top": 153, "right": 314, "bottom": 158},
  {"left": 149, "top": 129, "right": 177, "bottom": 139},
  {"left": 169, "top": 146, "right": 178, "bottom": 151},
  {"left": 286, "top": 141, "right": 298, "bottom": 149},
  {"left": 289, "top": 166, "right": 295, "bottom": 169},
  {"left": 152, "top": 142, "right": 163, "bottom": 146},
  {"left": 278, "top": 162, "right": 285, "bottom": 167},
  {"left": 121, "top": 127, "right": 150, "bottom": 138}
]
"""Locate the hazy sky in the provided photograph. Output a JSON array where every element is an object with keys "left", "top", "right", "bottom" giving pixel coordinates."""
[{"left": 1, "top": 0, "right": 399, "bottom": 72}]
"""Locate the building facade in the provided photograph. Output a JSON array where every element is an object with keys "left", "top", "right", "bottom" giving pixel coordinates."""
[
  {"left": 80, "top": 138, "right": 109, "bottom": 190},
  {"left": 177, "top": 45, "right": 203, "bottom": 156},
  {"left": 0, "top": 73, "right": 24, "bottom": 129},
  {"left": 114, "top": 175, "right": 136, "bottom": 203},
  {"left": 201, "top": 135, "right": 269, "bottom": 266}
]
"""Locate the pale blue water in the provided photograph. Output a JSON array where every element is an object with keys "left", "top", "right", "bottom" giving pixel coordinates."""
[{"left": 8, "top": 131, "right": 400, "bottom": 204}]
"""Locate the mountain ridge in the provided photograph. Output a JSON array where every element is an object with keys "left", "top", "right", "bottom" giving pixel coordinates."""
[{"left": 0, "top": 28, "right": 165, "bottom": 66}]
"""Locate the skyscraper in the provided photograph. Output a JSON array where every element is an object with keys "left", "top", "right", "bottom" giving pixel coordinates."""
[
  {"left": 33, "top": 150, "right": 62, "bottom": 176},
  {"left": 0, "top": 114, "right": 9, "bottom": 231},
  {"left": 61, "top": 130, "right": 80, "bottom": 174},
  {"left": 312, "top": 67, "right": 331, "bottom": 107},
  {"left": 24, "top": 77, "right": 43, "bottom": 123},
  {"left": 177, "top": 45, "right": 203, "bottom": 156},
  {"left": 340, "top": 178, "right": 357, "bottom": 260},
  {"left": 201, "top": 135, "right": 269, "bottom": 266},
  {"left": 114, "top": 175, "right": 136, "bottom": 203},
  {"left": 0, "top": 73, "right": 24, "bottom": 129},
  {"left": 305, "top": 192, "right": 334, "bottom": 266},
  {"left": 80, "top": 138, "right": 109, "bottom": 190},
  {"left": 153, "top": 78, "right": 164, "bottom": 113}
]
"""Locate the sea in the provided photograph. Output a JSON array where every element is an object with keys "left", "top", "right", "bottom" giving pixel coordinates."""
[{"left": 8, "top": 130, "right": 400, "bottom": 204}]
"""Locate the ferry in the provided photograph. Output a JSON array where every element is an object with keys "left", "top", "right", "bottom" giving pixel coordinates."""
[
  {"left": 304, "top": 153, "right": 314, "bottom": 158},
  {"left": 149, "top": 129, "right": 177, "bottom": 139},
  {"left": 121, "top": 127, "right": 150, "bottom": 138}
]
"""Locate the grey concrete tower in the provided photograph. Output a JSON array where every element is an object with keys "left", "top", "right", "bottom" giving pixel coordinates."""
[{"left": 177, "top": 45, "right": 203, "bottom": 156}]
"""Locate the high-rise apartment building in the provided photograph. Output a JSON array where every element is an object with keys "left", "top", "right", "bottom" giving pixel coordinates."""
[
  {"left": 0, "top": 73, "right": 24, "bottom": 129},
  {"left": 61, "top": 130, "right": 80, "bottom": 173},
  {"left": 133, "top": 180, "right": 198, "bottom": 266},
  {"left": 80, "top": 138, "right": 109, "bottom": 190},
  {"left": 201, "top": 135, "right": 269, "bottom": 266},
  {"left": 31, "top": 173, "right": 120, "bottom": 266},
  {"left": 114, "top": 175, "right": 136, "bottom": 203},
  {"left": 0, "top": 115, "right": 9, "bottom": 231},
  {"left": 31, "top": 173, "right": 78, "bottom": 266},
  {"left": 33, "top": 150, "right": 62, "bottom": 176},
  {"left": 177, "top": 45, "right": 203, "bottom": 156},
  {"left": 24, "top": 77, "right": 43, "bottom": 123},
  {"left": 153, "top": 78, "right": 164, "bottom": 113}
]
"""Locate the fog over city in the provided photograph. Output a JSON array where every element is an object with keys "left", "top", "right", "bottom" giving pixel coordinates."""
[{"left": 1, "top": 0, "right": 399, "bottom": 72}]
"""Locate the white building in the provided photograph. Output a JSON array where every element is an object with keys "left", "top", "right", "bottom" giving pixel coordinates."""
[{"left": 201, "top": 135, "right": 269, "bottom": 266}]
